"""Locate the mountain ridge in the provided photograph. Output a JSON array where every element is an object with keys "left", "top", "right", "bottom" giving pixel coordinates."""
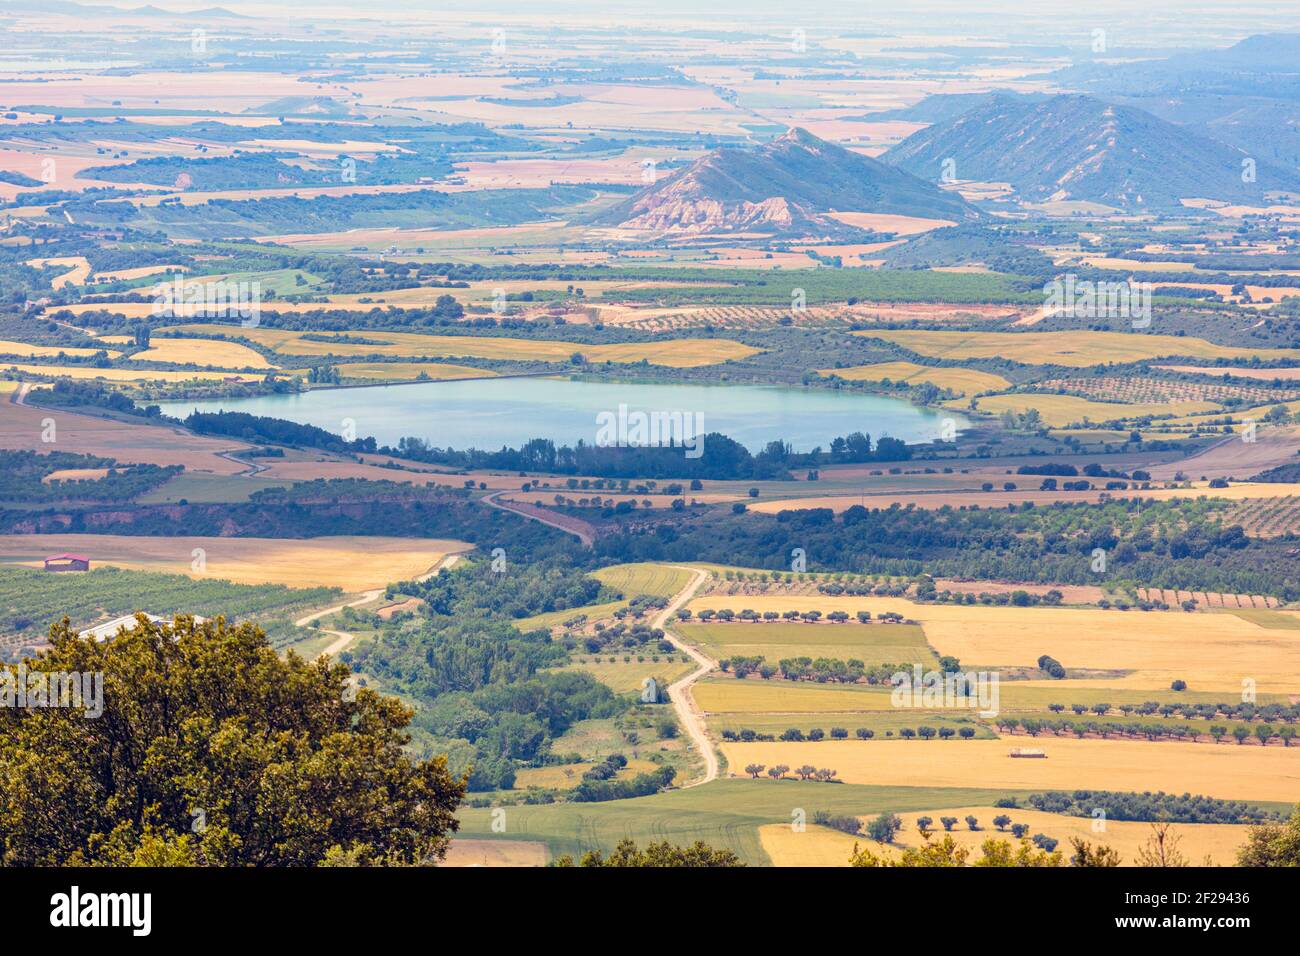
[
  {"left": 884, "top": 93, "right": 1300, "bottom": 209},
  {"left": 595, "top": 127, "right": 980, "bottom": 236}
]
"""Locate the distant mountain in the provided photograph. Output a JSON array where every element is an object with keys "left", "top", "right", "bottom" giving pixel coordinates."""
[
  {"left": 867, "top": 90, "right": 1049, "bottom": 124},
  {"left": 247, "top": 96, "right": 353, "bottom": 119},
  {"left": 594, "top": 127, "right": 980, "bottom": 237},
  {"left": 884, "top": 94, "right": 1300, "bottom": 209},
  {"left": 1044, "top": 35, "right": 1300, "bottom": 173},
  {"left": 1049, "top": 34, "right": 1300, "bottom": 97}
]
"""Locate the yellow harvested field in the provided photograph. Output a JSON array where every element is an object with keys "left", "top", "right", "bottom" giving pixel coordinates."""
[
  {"left": 821, "top": 361, "right": 1010, "bottom": 396},
  {"left": 95, "top": 265, "right": 188, "bottom": 282},
  {"left": 971, "top": 392, "right": 1218, "bottom": 427},
  {"left": 561, "top": 658, "right": 696, "bottom": 695},
  {"left": 159, "top": 325, "right": 762, "bottom": 368},
  {"left": 439, "top": 839, "right": 547, "bottom": 867},
  {"left": 42, "top": 467, "right": 110, "bottom": 483},
  {"left": 132, "top": 338, "right": 275, "bottom": 369},
  {"left": 687, "top": 593, "right": 1300, "bottom": 692},
  {"left": 722, "top": 737, "right": 1300, "bottom": 802},
  {"left": 0, "top": 400, "right": 247, "bottom": 473},
  {"left": 334, "top": 361, "right": 495, "bottom": 381},
  {"left": 48, "top": 302, "right": 159, "bottom": 320},
  {"left": 758, "top": 824, "right": 863, "bottom": 866},
  {"left": 858, "top": 329, "right": 1300, "bottom": 367},
  {"left": 695, "top": 677, "right": 891, "bottom": 714},
  {"left": 696, "top": 676, "right": 1289, "bottom": 715},
  {"left": 27, "top": 255, "right": 91, "bottom": 287},
  {"left": 759, "top": 809, "right": 1251, "bottom": 866},
  {"left": 0, "top": 534, "right": 471, "bottom": 591},
  {"left": 2, "top": 364, "right": 260, "bottom": 384},
  {"left": 0, "top": 340, "right": 120, "bottom": 359}
]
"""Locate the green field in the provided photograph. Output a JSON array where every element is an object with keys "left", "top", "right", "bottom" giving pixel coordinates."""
[
  {"left": 695, "top": 677, "right": 897, "bottom": 714},
  {"left": 694, "top": 675, "right": 1290, "bottom": 717},
  {"left": 1221, "top": 608, "right": 1300, "bottom": 630},
  {"left": 592, "top": 563, "right": 695, "bottom": 599},
  {"left": 516, "top": 563, "right": 694, "bottom": 631},
  {"left": 709, "top": 711, "right": 997, "bottom": 739},
  {"left": 455, "top": 780, "right": 1035, "bottom": 864},
  {"left": 555, "top": 657, "right": 696, "bottom": 695},
  {"left": 679, "top": 621, "right": 935, "bottom": 667},
  {"left": 137, "top": 472, "right": 296, "bottom": 504},
  {"left": 0, "top": 564, "right": 336, "bottom": 650}
]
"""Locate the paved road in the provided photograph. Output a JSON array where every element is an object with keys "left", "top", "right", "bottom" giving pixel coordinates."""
[{"left": 653, "top": 566, "right": 719, "bottom": 787}]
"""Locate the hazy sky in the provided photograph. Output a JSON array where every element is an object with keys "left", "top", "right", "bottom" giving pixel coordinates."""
[{"left": 61, "top": 0, "right": 1300, "bottom": 36}]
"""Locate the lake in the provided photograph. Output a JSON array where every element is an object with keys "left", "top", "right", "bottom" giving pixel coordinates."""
[{"left": 160, "top": 377, "right": 967, "bottom": 453}]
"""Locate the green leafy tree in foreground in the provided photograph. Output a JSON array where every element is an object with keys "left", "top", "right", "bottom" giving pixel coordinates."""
[
  {"left": 553, "top": 839, "right": 744, "bottom": 867},
  {"left": 1238, "top": 807, "right": 1300, "bottom": 866},
  {"left": 0, "top": 615, "right": 465, "bottom": 866}
]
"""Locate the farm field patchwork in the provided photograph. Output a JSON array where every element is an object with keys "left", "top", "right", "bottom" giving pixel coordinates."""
[
  {"left": 678, "top": 621, "right": 935, "bottom": 667},
  {"left": 0, "top": 340, "right": 121, "bottom": 359},
  {"left": 454, "top": 779, "right": 1030, "bottom": 864},
  {"left": 693, "top": 675, "right": 1289, "bottom": 716},
  {"left": 969, "top": 392, "right": 1220, "bottom": 427},
  {"left": 858, "top": 329, "right": 1300, "bottom": 367},
  {"left": 1, "top": 364, "right": 262, "bottom": 384},
  {"left": 332, "top": 361, "right": 497, "bottom": 381},
  {"left": 159, "top": 324, "right": 763, "bottom": 367},
  {"left": 758, "top": 808, "right": 1252, "bottom": 866},
  {"left": 0, "top": 400, "right": 248, "bottom": 473},
  {"left": 744, "top": 481, "right": 1300, "bottom": 514},
  {"left": 686, "top": 594, "right": 1300, "bottom": 692},
  {"left": 819, "top": 361, "right": 1011, "bottom": 395},
  {"left": 4, "top": 2, "right": 1300, "bottom": 875},
  {"left": 512, "top": 563, "right": 695, "bottom": 631},
  {"left": 0, "top": 564, "right": 337, "bottom": 652},
  {"left": 0, "top": 534, "right": 470, "bottom": 590},
  {"left": 556, "top": 658, "right": 696, "bottom": 695},
  {"left": 131, "top": 337, "right": 276, "bottom": 369},
  {"left": 721, "top": 737, "right": 1300, "bottom": 802}
]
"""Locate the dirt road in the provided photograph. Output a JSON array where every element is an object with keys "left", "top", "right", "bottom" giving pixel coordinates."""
[
  {"left": 652, "top": 566, "right": 718, "bottom": 786},
  {"left": 301, "top": 553, "right": 461, "bottom": 659},
  {"left": 482, "top": 491, "right": 596, "bottom": 546}
]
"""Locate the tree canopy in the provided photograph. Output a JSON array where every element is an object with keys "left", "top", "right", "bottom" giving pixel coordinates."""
[{"left": 0, "top": 615, "right": 465, "bottom": 866}]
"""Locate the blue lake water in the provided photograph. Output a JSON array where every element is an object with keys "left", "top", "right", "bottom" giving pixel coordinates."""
[{"left": 160, "top": 377, "right": 967, "bottom": 453}]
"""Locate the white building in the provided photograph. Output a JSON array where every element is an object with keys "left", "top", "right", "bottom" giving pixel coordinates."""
[{"left": 78, "top": 614, "right": 207, "bottom": 643}]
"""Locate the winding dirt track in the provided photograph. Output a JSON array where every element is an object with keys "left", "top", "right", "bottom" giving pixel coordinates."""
[
  {"left": 481, "top": 491, "right": 596, "bottom": 546},
  {"left": 652, "top": 566, "right": 718, "bottom": 786},
  {"left": 301, "top": 554, "right": 462, "bottom": 659}
]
